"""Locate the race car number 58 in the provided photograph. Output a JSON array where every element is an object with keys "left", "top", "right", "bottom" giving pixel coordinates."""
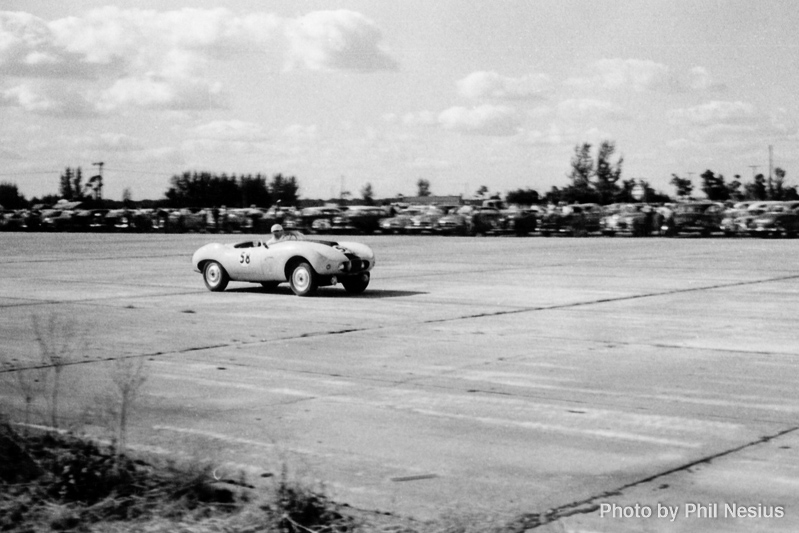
[{"left": 239, "top": 252, "right": 250, "bottom": 264}]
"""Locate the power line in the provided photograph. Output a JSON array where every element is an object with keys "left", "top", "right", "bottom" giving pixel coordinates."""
[
  {"left": 0, "top": 170, "right": 61, "bottom": 177},
  {"left": 103, "top": 167, "right": 176, "bottom": 177},
  {"left": 0, "top": 167, "right": 180, "bottom": 176}
]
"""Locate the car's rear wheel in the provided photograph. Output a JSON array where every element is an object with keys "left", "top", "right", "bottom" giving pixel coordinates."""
[
  {"left": 290, "top": 262, "right": 317, "bottom": 296},
  {"left": 203, "top": 261, "right": 229, "bottom": 292},
  {"left": 342, "top": 273, "right": 370, "bottom": 294}
]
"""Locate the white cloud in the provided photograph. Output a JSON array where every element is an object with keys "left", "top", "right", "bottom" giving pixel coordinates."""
[
  {"left": 1, "top": 82, "right": 96, "bottom": 116},
  {"left": 518, "top": 125, "right": 564, "bottom": 146},
  {"left": 0, "top": 7, "right": 397, "bottom": 116},
  {"left": 0, "top": 11, "right": 105, "bottom": 78},
  {"left": 189, "top": 120, "right": 268, "bottom": 142},
  {"left": 567, "top": 58, "right": 722, "bottom": 93},
  {"left": 457, "top": 71, "right": 551, "bottom": 101},
  {"left": 438, "top": 105, "right": 521, "bottom": 136},
  {"left": 0, "top": 7, "right": 279, "bottom": 115},
  {"left": 283, "top": 124, "right": 318, "bottom": 142},
  {"left": 668, "top": 100, "right": 756, "bottom": 126},
  {"left": 687, "top": 66, "right": 716, "bottom": 91},
  {"left": 180, "top": 119, "right": 274, "bottom": 158},
  {"left": 78, "top": 132, "right": 145, "bottom": 152},
  {"left": 97, "top": 75, "right": 224, "bottom": 112},
  {"left": 0, "top": 145, "right": 22, "bottom": 160},
  {"left": 400, "top": 110, "right": 438, "bottom": 127},
  {"left": 557, "top": 98, "right": 630, "bottom": 122},
  {"left": 408, "top": 157, "right": 452, "bottom": 170},
  {"left": 47, "top": 7, "right": 280, "bottom": 67},
  {"left": 284, "top": 10, "right": 398, "bottom": 72},
  {"left": 667, "top": 100, "right": 797, "bottom": 148},
  {"left": 181, "top": 138, "right": 265, "bottom": 157},
  {"left": 1, "top": 83, "right": 55, "bottom": 112}
]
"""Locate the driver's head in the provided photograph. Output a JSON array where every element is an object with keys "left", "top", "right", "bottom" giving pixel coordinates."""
[{"left": 270, "top": 224, "right": 284, "bottom": 239}]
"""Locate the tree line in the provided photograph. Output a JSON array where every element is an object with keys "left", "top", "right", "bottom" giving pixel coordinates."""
[
  {"left": 1, "top": 144, "right": 796, "bottom": 211},
  {"left": 673, "top": 168, "right": 798, "bottom": 202},
  {"left": 164, "top": 171, "right": 300, "bottom": 208}
]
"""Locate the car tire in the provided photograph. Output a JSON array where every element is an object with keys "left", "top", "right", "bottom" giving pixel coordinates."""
[
  {"left": 342, "top": 273, "right": 370, "bottom": 294},
  {"left": 289, "top": 262, "right": 317, "bottom": 297},
  {"left": 203, "top": 261, "right": 229, "bottom": 292}
]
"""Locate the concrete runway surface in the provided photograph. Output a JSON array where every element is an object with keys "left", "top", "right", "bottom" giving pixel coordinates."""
[{"left": 1, "top": 232, "right": 798, "bottom": 532}]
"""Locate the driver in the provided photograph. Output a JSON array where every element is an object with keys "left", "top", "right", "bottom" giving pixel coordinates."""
[{"left": 266, "top": 223, "right": 287, "bottom": 245}]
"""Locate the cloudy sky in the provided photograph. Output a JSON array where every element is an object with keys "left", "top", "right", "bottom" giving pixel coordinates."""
[{"left": 1, "top": 0, "right": 797, "bottom": 201}]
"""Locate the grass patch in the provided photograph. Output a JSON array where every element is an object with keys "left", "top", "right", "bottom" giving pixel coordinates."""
[{"left": 0, "top": 422, "right": 363, "bottom": 533}]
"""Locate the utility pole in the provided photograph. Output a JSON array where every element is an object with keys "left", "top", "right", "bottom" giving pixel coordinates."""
[
  {"left": 768, "top": 145, "right": 773, "bottom": 181},
  {"left": 768, "top": 145, "right": 774, "bottom": 194},
  {"left": 91, "top": 161, "right": 104, "bottom": 201}
]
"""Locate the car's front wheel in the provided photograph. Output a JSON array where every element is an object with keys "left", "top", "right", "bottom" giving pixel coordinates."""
[
  {"left": 342, "top": 273, "right": 370, "bottom": 294},
  {"left": 289, "top": 262, "right": 317, "bottom": 296},
  {"left": 203, "top": 261, "right": 229, "bottom": 292}
]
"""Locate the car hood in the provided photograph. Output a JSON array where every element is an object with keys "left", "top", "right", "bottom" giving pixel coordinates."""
[{"left": 193, "top": 239, "right": 373, "bottom": 266}]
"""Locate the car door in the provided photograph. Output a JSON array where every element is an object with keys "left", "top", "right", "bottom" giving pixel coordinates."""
[
  {"left": 227, "top": 243, "right": 275, "bottom": 282},
  {"left": 257, "top": 243, "right": 288, "bottom": 281}
]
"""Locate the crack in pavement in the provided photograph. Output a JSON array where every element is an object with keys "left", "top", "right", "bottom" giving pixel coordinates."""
[
  {"left": 423, "top": 272, "right": 799, "bottom": 324},
  {"left": 0, "top": 289, "right": 209, "bottom": 309},
  {"left": 3, "top": 272, "right": 798, "bottom": 373},
  {"left": 0, "top": 252, "right": 188, "bottom": 265},
  {"left": 509, "top": 425, "right": 799, "bottom": 530}
]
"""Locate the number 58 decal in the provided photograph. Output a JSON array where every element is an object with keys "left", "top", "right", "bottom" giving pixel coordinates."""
[{"left": 239, "top": 251, "right": 250, "bottom": 264}]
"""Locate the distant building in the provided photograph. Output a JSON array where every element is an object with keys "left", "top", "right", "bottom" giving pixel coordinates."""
[{"left": 388, "top": 195, "right": 462, "bottom": 206}]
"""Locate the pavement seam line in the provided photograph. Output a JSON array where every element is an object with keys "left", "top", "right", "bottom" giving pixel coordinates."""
[
  {"left": 516, "top": 425, "right": 799, "bottom": 530},
  {"left": 4, "top": 273, "right": 799, "bottom": 373}
]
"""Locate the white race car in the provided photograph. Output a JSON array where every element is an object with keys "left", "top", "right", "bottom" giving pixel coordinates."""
[{"left": 192, "top": 231, "right": 374, "bottom": 296}]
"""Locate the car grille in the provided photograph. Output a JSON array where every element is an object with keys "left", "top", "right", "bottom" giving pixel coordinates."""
[{"left": 345, "top": 254, "right": 369, "bottom": 272}]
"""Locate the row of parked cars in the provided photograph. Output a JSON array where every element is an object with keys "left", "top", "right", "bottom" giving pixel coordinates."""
[
  {"left": 538, "top": 200, "right": 799, "bottom": 238},
  {"left": 3, "top": 199, "right": 799, "bottom": 238}
]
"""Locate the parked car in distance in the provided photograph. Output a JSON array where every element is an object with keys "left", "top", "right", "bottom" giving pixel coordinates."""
[
  {"left": 432, "top": 206, "right": 470, "bottom": 236},
  {"left": 663, "top": 201, "right": 724, "bottom": 237},
  {"left": 465, "top": 205, "right": 505, "bottom": 235},
  {"left": 379, "top": 205, "right": 428, "bottom": 234},
  {"left": 719, "top": 201, "right": 778, "bottom": 237},
  {"left": 169, "top": 207, "right": 208, "bottom": 233},
  {"left": 330, "top": 206, "right": 387, "bottom": 234},
  {"left": 292, "top": 206, "right": 344, "bottom": 234},
  {"left": 0, "top": 210, "right": 29, "bottom": 231},
  {"left": 750, "top": 201, "right": 799, "bottom": 238},
  {"left": 600, "top": 203, "right": 657, "bottom": 237},
  {"left": 407, "top": 206, "right": 449, "bottom": 234},
  {"left": 501, "top": 205, "right": 539, "bottom": 236},
  {"left": 539, "top": 203, "right": 603, "bottom": 236},
  {"left": 40, "top": 209, "right": 76, "bottom": 232}
]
